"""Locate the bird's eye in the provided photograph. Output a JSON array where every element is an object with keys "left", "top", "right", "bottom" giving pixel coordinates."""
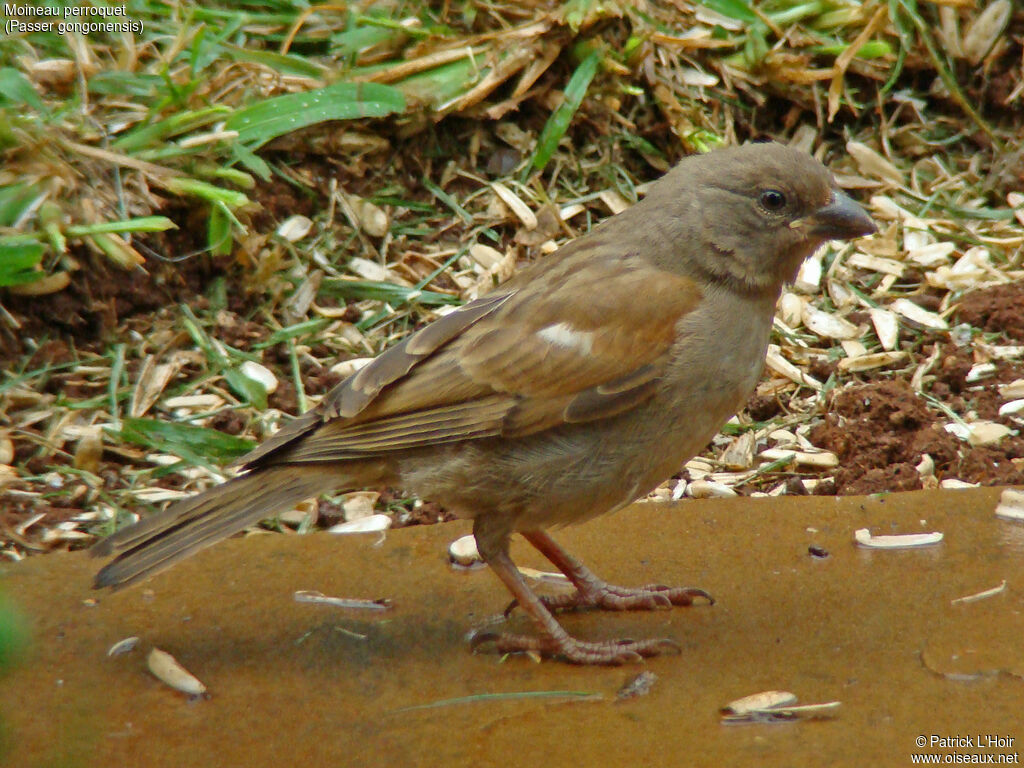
[{"left": 759, "top": 189, "right": 787, "bottom": 211}]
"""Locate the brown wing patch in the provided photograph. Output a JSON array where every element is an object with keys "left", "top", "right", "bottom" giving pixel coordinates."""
[
  {"left": 270, "top": 395, "right": 515, "bottom": 460},
  {"left": 239, "top": 291, "right": 513, "bottom": 470},
  {"left": 562, "top": 362, "right": 663, "bottom": 423},
  {"left": 240, "top": 253, "right": 702, "bottom": 467},
  {"left": 323, "top": 291, "right": 514, "bottom": 418},
  {"left": 458, "top": 258, "right": 700, "bottom": 397},
  {"left": 501, "top": 360, "right": 666, "bottom": 436}
]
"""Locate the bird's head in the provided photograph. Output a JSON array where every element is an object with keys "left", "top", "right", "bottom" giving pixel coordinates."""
[{"left": 649, "top": 142, "right": 876, "bottom": 296}]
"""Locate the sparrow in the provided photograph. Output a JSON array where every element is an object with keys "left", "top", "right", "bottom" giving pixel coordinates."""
[{"left": 92, "top": 142, "right": 876, "bottom": 665}]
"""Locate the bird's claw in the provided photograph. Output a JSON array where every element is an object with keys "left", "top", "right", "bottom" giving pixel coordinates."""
[
  {"left": 470, "top": 630, "right": 680, "bottom": 665},
  {"left": 505, "top": 583, "right": 713, "bottom": 616}
]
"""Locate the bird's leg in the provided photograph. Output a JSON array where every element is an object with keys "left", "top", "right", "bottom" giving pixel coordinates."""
[
  {"left": 470, "top": 516, "right": 679, "bottom": 665},
  {"left": 516, "top": 529, "right": 713, "bottom": 614}
]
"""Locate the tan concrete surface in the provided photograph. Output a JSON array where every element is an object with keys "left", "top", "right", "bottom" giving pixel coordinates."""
[{"left": 2, "top": 488, "right": 1022, "bottom": 767}]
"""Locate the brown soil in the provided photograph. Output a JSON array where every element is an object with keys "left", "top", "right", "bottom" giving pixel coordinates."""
[
  {"left": 808, "top": 285, "right": 1024, "bottom": 495},
  {"left": 955, "top": 281, "right": 1024, "bottom": 339},
  {"left": 810, "top": 376, "right": 1024, "bottom": 495}
]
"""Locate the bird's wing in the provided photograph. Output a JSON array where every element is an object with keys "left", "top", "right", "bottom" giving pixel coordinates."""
[{"left": 244, "top": 252, "right": 702, "bottom": 466}]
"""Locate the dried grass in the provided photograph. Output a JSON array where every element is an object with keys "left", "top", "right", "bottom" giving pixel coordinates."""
[{"left": 1, "top": 0, "right": 1022, "bottom": 556}]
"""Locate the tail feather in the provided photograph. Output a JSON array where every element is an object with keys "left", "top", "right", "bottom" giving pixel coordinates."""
[{"left": 92, "top": 466, "right": 332, "bottom": 590}]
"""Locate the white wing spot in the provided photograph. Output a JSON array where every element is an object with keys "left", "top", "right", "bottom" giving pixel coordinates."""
[{"left": 537, "top": 322, "right": 595, "bottom": 355}]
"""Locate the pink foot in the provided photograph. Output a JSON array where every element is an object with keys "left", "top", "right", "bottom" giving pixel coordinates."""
[{"left": 470, "top": 630, "right": 680, "bottom": 665}]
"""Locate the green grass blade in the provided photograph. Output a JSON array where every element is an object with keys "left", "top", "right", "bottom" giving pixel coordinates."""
[
  {"left": 112, "top": 106, "right": 233, "bottom": 152},
  {"left": 320, "top": 278, "right": 461, "bottom": 307},
  {"left": 882, "top": 0, "right": 911, "bottom": 95},
  {"left": 0, "top": 239, "right": 45, "bottom": 287},
  {"left": 180, "top": 305, "right": 267, "bottom": 408},
  {"left": 892, "top": 0, "right": 1001, "bottom": 148},
  {"left": 108, "top": 344, "right": 126, "bottom": 430},
  {"left": 39, "top": 202, "right": 66, "bottom": 254},
  {"left": 225, "top": 82, "right": 406, "bottom": 149},
  {"left": 396, "top": 690, "right": 603, "bottom": 712},
  {"left": 88, "top": 71, "right": 163, "bottom": 99},
  {"left": 221, "top": 44, "right": 329, "bottom": 79},
  {"left": 65, "top": 217, "right": 178, "bottom": 236},
  {"left": 421, "top": 176, "right": 473, "bottom": 225},
  {"left": 386, "top": 56, "right": 477, "bottom": 109},
  {"left": 814, "top": 41, "right": 892, "bottom": 58},
  {"left": 697, "top": 0, "right": 756, "bottom": 24},
  {"left": 0, "top": 183, "right": 45, "bottom": 227},
  {"left": 230, "top": 143, "right": 273, "bottom": 180},
  {"left": 208, "top": 202, "right": 233, "bottom": 257},
  {"left": 332, "top": 19, "right": 407, "bottom": 59},
  {"left": 116, "top": 417, "right": 255, "bottom": 463},
  {"left": 531, "top": 51, "right": 602, "bottom": 173},
  {"left": 0, "top": 68, "right": 46, "bottom": 112},
  {"left": 161, "top": 177, "right": 250, "bottom": 209},
  {"left": 257, "top": 318, "right": 332, "bottom": 348}
]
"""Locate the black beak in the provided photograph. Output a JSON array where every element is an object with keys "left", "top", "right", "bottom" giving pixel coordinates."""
[{"left": 805, "top": 189, "right": 876, "bottom": 240}]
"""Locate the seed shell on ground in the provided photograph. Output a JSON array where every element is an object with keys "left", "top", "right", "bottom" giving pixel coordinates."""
[
  {"left": 147, "top": 648, "right": 207, "bottom": 698},
  {"left": 854, "top": 529, "right": 943, "bottom": 548}
]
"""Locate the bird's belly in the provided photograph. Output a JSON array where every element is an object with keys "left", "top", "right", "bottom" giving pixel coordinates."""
[
  {"left": 401, "top": 360, "right": 761, "bottom": 530},
  {"left": 399, "top": 294, "right": 773, "bottom": 530}
]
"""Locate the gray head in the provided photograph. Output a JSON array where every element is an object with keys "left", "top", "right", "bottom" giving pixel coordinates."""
[{"left": 642, "top": 142, "right": 876, "bottom": 294}]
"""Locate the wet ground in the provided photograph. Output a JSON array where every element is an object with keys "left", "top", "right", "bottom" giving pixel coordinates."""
[{"left": 2, "top": 487, "right": 1022, "bottom": 767}]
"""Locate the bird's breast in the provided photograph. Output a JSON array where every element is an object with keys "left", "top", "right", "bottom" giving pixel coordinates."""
[{"left": 615, "top": 288, "right": 777, "bottom": 489}]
